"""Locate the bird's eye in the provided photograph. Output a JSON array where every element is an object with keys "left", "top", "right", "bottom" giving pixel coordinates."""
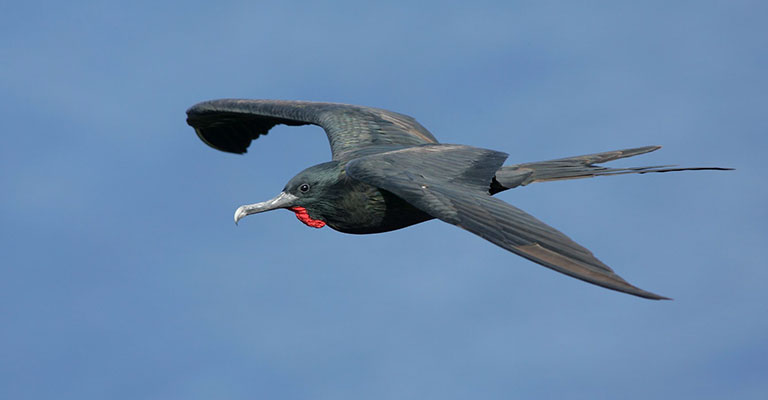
[{"left": 299, "top": 183, "right": 310, "bottom": 193}]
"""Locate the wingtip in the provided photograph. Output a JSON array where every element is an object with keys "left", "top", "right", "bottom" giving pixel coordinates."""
[
  {"left": 618, "top": 281, "right": 671, "bottom": 300},
  {"left": 614, "top": 286, "right": 671, "bottom": 300},
  {"left": 647, "top": 293, "right": 673, "bottom": 301},
  {"left": 185, "top": 101, "right": 214, "bottom": 117},
  {"left": 608, "top": 283, "right": 672, "bottom": 301}
]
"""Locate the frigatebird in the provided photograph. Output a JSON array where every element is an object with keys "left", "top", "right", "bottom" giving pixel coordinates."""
[{"left": 186, "top": 99, "right": 729, "bottom": 300}]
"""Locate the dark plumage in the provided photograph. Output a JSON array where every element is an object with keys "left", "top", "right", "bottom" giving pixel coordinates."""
[{"left": 186, "top": 99, "right": 730, "bottom": 300}]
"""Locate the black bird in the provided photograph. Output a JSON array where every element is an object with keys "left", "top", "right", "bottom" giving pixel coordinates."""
[{"left": 187, "top": 99, "right": 729, "bottom": 300}]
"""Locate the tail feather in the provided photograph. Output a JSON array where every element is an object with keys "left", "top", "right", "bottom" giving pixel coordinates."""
[{"left": 491, "top": 145, "right": 731, "bottom": 194}]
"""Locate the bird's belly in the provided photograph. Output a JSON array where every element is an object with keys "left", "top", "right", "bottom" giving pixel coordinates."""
[{"left": 324, "top": 187, "right": 434, "bottom": 234}]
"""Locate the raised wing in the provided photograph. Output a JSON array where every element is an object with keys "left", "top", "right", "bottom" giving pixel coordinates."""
[
  {"left": 186, "top": 99, "right": 438, "bottom": 160},
  {"left": 346, "top": 144, "right": 668, "bottom": 300}
]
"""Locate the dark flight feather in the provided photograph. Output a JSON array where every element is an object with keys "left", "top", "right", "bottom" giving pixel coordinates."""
[
  {"left": 186, "top": 99, "right": 438, "bottom": 160},
  {"left": 346, "top": 144, "right": 668, "bottom": 299}
]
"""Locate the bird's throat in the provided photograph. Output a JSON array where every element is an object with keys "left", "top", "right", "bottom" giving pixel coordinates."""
[{"left": 289, "top": 206, "right": 326, "bottom": 228}]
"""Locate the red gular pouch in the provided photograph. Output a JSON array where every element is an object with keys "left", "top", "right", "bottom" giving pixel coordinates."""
[{"left": 289, "top": 206, "right": 326, "bottom": 228}]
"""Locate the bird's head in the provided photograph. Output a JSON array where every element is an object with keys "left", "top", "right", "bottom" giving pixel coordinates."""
[{"left": 233, "top": 162, "right": 343, "bottom": 228}]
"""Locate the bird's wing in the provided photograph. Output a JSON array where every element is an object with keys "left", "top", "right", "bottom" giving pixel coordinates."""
[
  {"left": 186, "top": 99, "right": 438, "bottom": 160},
  {"left": 346, "top": 144, "right": 668, "bottom": 300}
]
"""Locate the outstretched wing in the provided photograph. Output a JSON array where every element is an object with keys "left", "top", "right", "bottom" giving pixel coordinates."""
[
  {"left": 346, "top": 144, "right": 668, "bottom": 300},
  {"left": 186, "top": 99, "right": 438, "bottom": 160}
]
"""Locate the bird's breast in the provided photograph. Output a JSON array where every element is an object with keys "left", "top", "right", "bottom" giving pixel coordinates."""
[{"left": 322, "top": 181, "right": 433, "bottom": 234}]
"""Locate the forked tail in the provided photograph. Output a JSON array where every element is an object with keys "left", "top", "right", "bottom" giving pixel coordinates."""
[{"left": 491, "top": 145, "right": 731, "bottom": 194}]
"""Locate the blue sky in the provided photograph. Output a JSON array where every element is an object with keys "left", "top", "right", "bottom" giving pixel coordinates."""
[{"left": 1, "top": 1, "right": 766, "bottom": 399}]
